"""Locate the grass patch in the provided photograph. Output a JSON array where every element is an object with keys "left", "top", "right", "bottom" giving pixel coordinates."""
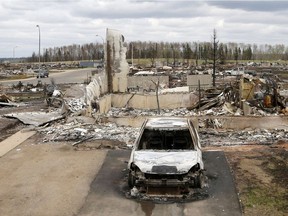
[
  {"left": 244, "top": 187, "right": 287, "bottom": 208},
  {"left": 0, "top": 74, "right": 33, "bottom": 80},
  {"left": 226, "top": 149, "right": 288, "bottom": 216},
  {"left": 242, "top": 186, "right": 288, "bottom": 216},
  {"left": 236, "top": 150, "right": 288, "bottom": 215}
]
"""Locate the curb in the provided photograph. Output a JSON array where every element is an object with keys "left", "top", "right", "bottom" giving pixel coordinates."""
[{"left": 0, "top": 129, "right": 36, "bottom": 157}]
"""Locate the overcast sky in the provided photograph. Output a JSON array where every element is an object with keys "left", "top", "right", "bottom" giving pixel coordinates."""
[{"left": 0, "top": 0, "right": 288, "bottom": 58}]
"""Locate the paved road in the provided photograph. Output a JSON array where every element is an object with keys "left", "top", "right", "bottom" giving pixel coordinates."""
[
  {"left": 78, "top": 150, "right": 242, "bottom": 216},
  {"left": 0, "top": 68, "right": 93, "bottom": 86}
]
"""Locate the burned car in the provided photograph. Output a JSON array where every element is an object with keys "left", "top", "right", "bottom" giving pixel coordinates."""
[
  {"left": 36, "top": 69, "right": 49, "bottom": 78},
  {"left": 128, "top": 118, "right": 205, "bottom": 193}
]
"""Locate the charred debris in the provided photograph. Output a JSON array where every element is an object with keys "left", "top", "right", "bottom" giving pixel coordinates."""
[
  {"left": 1, "top": 63, "right": 288, "bottom": 148},
  {"left": 191, "top": 73, "right": 288, "bottom": 116},
  {"left": 125, "top": 62, "right": 288, "bottom": 116}
]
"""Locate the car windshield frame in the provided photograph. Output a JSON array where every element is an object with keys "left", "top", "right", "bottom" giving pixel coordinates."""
[{"left": 136, "top": 128, "right": 195, "bottom": 151}]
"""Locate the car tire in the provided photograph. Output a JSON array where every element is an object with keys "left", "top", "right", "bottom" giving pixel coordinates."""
[
  {"left": 128, "top": 171, "right": 135, "bottom": 188},
  {"left": 195, "top": 172, "right": 205, "bottom": 188}
]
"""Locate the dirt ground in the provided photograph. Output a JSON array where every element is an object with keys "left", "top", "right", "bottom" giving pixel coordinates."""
[{"left": 207, "top": 143, "right": 288, "bottom": 216}]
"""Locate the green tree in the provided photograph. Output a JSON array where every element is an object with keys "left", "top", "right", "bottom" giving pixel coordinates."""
[
  {"left": 218, "top": 43, "right": 226, "bottom": 64},
  {"left": 147, "top": 42, "right": 157, "bottom": 67},
  {"left": 43, "top": 49, "right": 49, "bottom": 62},
  {"left": 182, "top": 43, "right": 193, "bottom": 65},
  {"left": 234, "top": 47, "right": 239, "bottom": 64},
  {"left": 243, "top": 46, "right": 252, "bottom": 60},
  {"left": 202, "top": 43, "right": 210, "bottom": 64}
]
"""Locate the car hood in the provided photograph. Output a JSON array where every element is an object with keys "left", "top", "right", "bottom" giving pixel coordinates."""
[{"left": 133, "top": 151, "right": 199, "bottom": 174}]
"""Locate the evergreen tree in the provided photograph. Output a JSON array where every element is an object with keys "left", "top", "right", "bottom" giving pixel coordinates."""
[{"left": 234, "top": 47, "right": 239, "bottom": 64}]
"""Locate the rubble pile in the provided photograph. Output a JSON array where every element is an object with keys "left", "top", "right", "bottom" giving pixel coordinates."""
[
  {"left": 106, "top": 105, "right": 282, "bottom": 117},
  {"left": 66, "top": 98, "right": 86, "bottom": 113},
  {"left": 9, "top": 80, "right": 45, "bottom": 93},
  {"left": 200, "top": 128, "right": 288, "bottom": 146},
  {"left": 105, "top": 72, "right": 287, "bottom": 117},
  {"left": 0, "top": 62, "right": 81, "bottom": 79},
  {"left": 39, "top": 120, "right": 139, "bottom": 146},
  {"left": 0, "top": 94, "right": 15, "bottom": 107},
  {"left": 0, "top": 69, "right": 26, "bottom": 78},
  {"left": 193, "top": 74, "right": 288, "bottom": 116},
  {"left": 36, "top": 112, "right": 287, "bottom": 148},
  {"left": 2, "top": 62, "right": 287, "bottom": 149},
  {"left": 106, "top": 107, "right": 198, "bottom": 117}
]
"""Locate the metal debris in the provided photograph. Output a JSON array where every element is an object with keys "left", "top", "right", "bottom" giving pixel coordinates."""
[
  {"left": 0, "top": 94, "right": 20, "bottom": 107},
  {"left": 4, "top": 110, "right": 65, "bottom": 127},
  {"left": 105, "top": 105, "right": 282, "bottom": 117},
  {"left": 106, "top": 107, "right": 197, "bottom": 117},
  {"left": 66, "top": 98, "right": 86, "bottom": 113},
  {"left": 34, "top": 113, "right": 288, "bottom": 148},
  {"left": 38, "top": 119, "right": 139, "bottom": 146}
]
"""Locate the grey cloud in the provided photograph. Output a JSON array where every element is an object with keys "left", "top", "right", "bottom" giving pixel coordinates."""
[
  {"left": 71, "top": 1, "right": 206, "bottom": 19},
  {"left": 207, "top": 1, "right": 288, "bottom": 12},
  {"left": 1, "top": 0, "right": 288, "bottom": 57}
]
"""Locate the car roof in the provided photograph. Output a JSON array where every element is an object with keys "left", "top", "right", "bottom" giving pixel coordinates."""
[{"left": 144, "top": 118, "right": 189, "bottom": 129}]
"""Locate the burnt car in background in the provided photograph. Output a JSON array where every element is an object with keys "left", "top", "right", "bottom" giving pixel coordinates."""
[
  {"left": 35, "top": 69, "right": 49, "bottom": 78},
  {"left": 128, "top": 118, "right": 205, "bottom": 193}
]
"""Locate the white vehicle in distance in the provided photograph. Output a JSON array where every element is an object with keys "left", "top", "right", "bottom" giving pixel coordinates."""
[
  {"left": 35, "top": 69, "right": 49, "bottom": 78},
  {"left": 128, "top": 118, "right": 205, "bottom": 194}
]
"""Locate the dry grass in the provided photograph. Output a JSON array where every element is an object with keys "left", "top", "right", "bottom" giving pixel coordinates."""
[{"left": 225, "top": 145, "right": 288, "bottom": 216}]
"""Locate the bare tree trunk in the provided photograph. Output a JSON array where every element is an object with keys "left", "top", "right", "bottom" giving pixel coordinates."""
[
  {"left": 156, "top": 79, "right": 160, "bottom": 114},
  {"left": 151, "top": 79, "right": 160, "bottom": 114},
  {"left": 212, "top": 29, "right": 218, "bottom": 87}
]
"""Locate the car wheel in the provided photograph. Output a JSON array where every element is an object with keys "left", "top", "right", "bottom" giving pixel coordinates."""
[
  {"left": 195, "top": 172, "right": 205, "bottom": 188},
  {"left": 128, "top": 171, "right": 135, "bottom": 188}
]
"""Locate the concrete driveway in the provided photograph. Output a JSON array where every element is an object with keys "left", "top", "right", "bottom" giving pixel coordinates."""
[
  {"left": 0, "top": 138, "right": 107, "bottom": 216},
  {"left": 78, "top": 150, "right": 242, "bottom": 216}
]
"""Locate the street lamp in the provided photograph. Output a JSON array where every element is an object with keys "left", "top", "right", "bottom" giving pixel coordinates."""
[
  {"left": 96, "top": 34, "right": 104, "bottom": 44},
  {"left": 96, "top": 34, "right": 105, "bottom": 61},
  {"left": 131, "top": 42, "right": 134, "bottom": 67},
  {"left": 36, "top": 25, "right": 41, "bottom": 78}
]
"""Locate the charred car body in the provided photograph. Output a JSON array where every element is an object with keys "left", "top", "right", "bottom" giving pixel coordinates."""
[
  {"left": 36, "top": 69, "right": 49, "bottom": 78},
  {"left": 128, "top": 118, "right": 205, "bottom": 193}
]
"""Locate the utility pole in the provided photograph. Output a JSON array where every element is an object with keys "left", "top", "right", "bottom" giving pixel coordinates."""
[
  {"left": 96, "top": 34, "right": 105, "bottom": 62},
  {"left": 131, "top": 42, "right": 133, "bottom": 67},
  {"left": 36, "top": 25, "right": 41, "bottom": 79},
  {"left": 13, "top": 46, "right": 18, "bottom": 61}
]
